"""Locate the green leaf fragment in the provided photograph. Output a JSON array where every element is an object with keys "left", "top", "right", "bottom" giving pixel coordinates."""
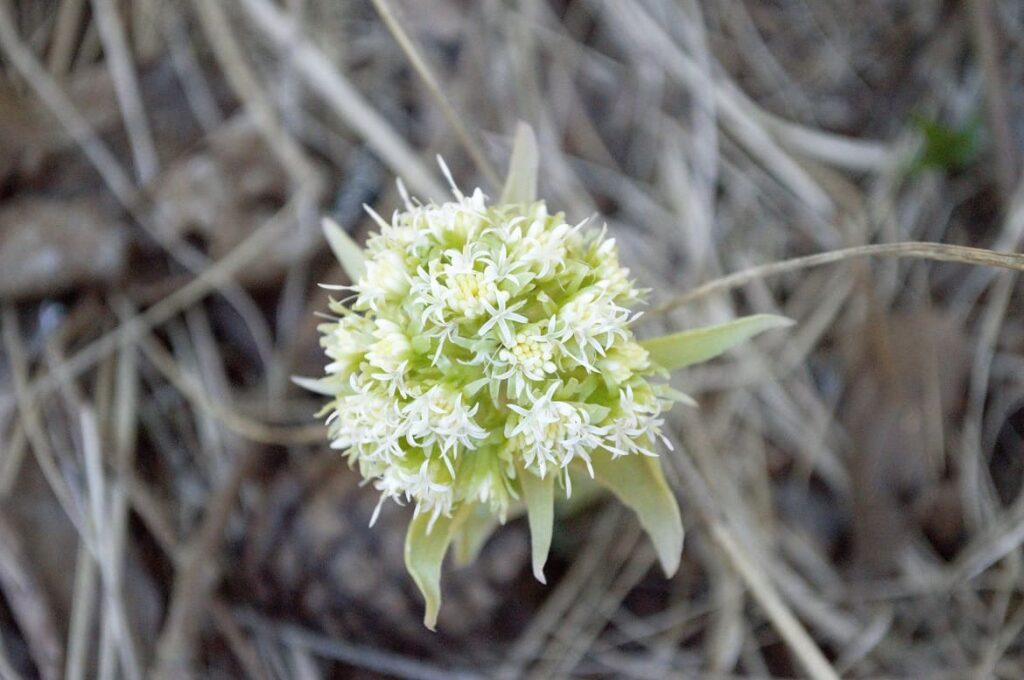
[
  {"left": 500, "top": 122, "right": 539, "bottom": 205},
  {"left": 322, "top": 217, "right": 366, "bottom": 282},
  {"left": 911, "top": 114, "right": 983, "bottom": 173},
  {"left": 642, "top": 314, "right": 793, "bottom": 372},
  {"left": 590, "top": 451, "right": 683, "bottom": 577},
  {"left": 519, "top": 470, "right": 555, "bottom": 584},
  {"left": 404, "top": 509, "right": 461, "bottom": 631}
]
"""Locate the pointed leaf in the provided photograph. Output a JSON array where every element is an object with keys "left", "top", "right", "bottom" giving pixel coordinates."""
[
  {"left": 404, "top": 510, "right": 459, "bottom": 630},
  {"left": 454, "top": 502, "right": 526, "bottom": 566},
  {"left": 642, "top": 314, "right": 793, "bottom": 372},
  {"left": 556, "top": 470, "right": 604, "bottom": 518},
  {"left": 499, "top": 122, "right": 539, "bottom": 204},
  {"left": 453, "top": 504, "right": 500, "bottom": 566},
  {"left": 290, "top": 375, "right": 335, "bottom": 396},
  {"left": 519, "top": 470, "right": 554, "bottom": 584},
  {"left": 590, "top": 452, "right": 683, "bottom": 577},
  {"left": 322, "top": 217, "right": 365, "bottom": 282}
]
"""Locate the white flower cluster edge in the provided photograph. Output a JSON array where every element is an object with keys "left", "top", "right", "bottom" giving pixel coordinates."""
[{"left": 319, "top": 166, "right": 673, "bottom": 531}]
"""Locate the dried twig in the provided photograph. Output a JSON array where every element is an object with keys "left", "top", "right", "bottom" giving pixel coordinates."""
[{"left": 653, "top": 242, "right": 1024, "bottom": 315}]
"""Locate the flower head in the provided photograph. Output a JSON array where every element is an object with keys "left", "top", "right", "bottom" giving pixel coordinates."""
[
  {"left": 318, "top": 178, "right": 668, "bottom": 516},
  {"left": 312, "top": 125, "right": 791, "bottom": 629}
]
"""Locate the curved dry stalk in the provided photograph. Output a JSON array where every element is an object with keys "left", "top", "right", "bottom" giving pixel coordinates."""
[
  {"left": 47, "top": 0, "right": 87, "bottom": 74},
  {"left": 652, "top": 242, "right": 1024, "bottom": 315}
]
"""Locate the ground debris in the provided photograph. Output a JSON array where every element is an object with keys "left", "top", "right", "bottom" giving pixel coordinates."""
[
  {"left": 0, "top": 197, "right": 126, "bottom": 299},
  {"left": 150, "top": 116, "right": 321, "bottom": 285}
]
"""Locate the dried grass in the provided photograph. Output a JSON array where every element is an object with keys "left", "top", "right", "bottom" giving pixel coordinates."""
[{"left": 1, "top": 0, "right": 1023, "bottom": 678}]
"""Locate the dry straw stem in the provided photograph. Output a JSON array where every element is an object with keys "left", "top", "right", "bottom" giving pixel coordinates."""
[
  {"left": 370, "top": 0, "right": 501, "bottom": 189},
  {"left": 151, "top": 450, "right": 259, "bottom": 679},
  {"left": 0, "top": 515, "right": 62, "bottom": 680},
  {"left": 0, "top": 196, "right": 298, "bottom": 425},
  {"left": 47, "top": 0, "right": 87, "bottom": 74},
  {"left": 80, "top": 408, "right": 142, "bottom": 680},
  {"left": 496, "top": 508, "right": 630, "bottom": 679},
  {"left": 65, "top": 522, "right": 99, "bottom": 680},
  {"left": 89, "top": 0, "right": 159, "bottom": 184},
  {"left": 236, "top": 610, "right": 481, "bottom": 680},
  {"left": 162, "top": 7, "right": 223, "bottom": 132},
  {"left": 653, "top": 242, "right": 1024, "bottom": 314},
  {"left": 209, "top": 599, "right": 271, "bottom": 680},
  {"left": 2, "top": 306, "right": 91, "bottom": 541},
  {"left": 0, "top": 0, "right": 136, "bottom": 206},
  {"left": 668, "top": 444, "right": 841, "bottom": 680},
  {"left": 191, "top": 0, "right": 320, "bottom": 190},
  {"left": 0, "top": 0, "right": 279, "bottom": 367},
  {"left": 966, "top": 0, "right": 1018, "bottom": 200},
  {"left": 236, "top": 0, "right": 447, "bottom": 201},
  {"left": 0, "top": 424, "right": 27, "bottom": 497},
  {"left": 138, "top": 333, "right": 326, "bottom": 445}
]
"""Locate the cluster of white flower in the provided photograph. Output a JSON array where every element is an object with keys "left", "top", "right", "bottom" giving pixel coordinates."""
[{"left": 318, "top": 181, "right": 673, "bottom": 529}]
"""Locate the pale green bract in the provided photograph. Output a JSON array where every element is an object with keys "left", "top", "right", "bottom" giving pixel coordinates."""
[{"left": 312, "top": 125, "right": 790, "bottom": 629}]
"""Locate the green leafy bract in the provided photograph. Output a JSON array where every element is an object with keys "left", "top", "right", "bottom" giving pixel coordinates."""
[{"left": 642, "top": 314, "right": 793, "bottom": 372}]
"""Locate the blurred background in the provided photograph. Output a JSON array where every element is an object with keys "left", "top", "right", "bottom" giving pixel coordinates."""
[{"left": 1, "top": 0, "right": 1023, "bottom": 678}]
